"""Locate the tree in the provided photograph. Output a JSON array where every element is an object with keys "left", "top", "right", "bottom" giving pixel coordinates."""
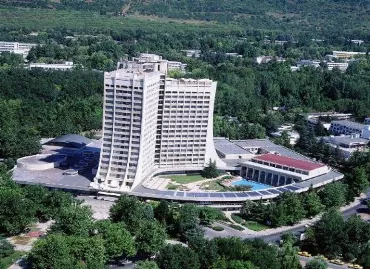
[
  {"left": 188, "top": 237, "right": 218, "bottom": 269},
  {"left": 0, "top": 188, "right": 35, "bottom": 235},
  {"left": 214, "top": 237, "right": 249, "bottom": 261},
  {"left": 357, "top": 243, "right": 370, "bottom": 269},
  {"left": 42, "top": 191, "right": 77, "bottom": 220},
  {"left": 201, "top": 159, "right": 220, "bottom": 178},
  {"left": 296, "top": 124, "right": 316, "bottom": 152},
  {"left": 23, "top": 185, "right": 49, "bottom": 221},
  {"left": 229, "top": 260, "right": 258, "bottom": 269},
  {"left": 135, "top": 220, "right": 166, "bottom": 256},
  {"left": 304, "top": 258, "right": 328, "bottom": 269},
  {"left": 94, "top": 220, "right": 136, "bottom": 260},
  {"left": 142, "top": 204, "right": 155, "bottom": 220},
  {"left": 240, "top": 200, "right": 256, "bottom": 219},
  {"left": 301, "top": 227, "right": 318, "bottom": 254},
  {"left": 29, "top": 234, "right": 75, "bottom": 269},
  {"left": 302, "top": 191, "right": 324, "bottom": 218},
  {"left": 156, "top": 244, "right": 200, "bottom": 269},
  {"left": 109, "top": 195, "right": 146, "bottom": 234},
  {"left": 68, "top": 236, "right": 106, "bottom": 269},
  {"left": 313, "top": 208, "right": 345, "bottom": 257},
  {"left": 50, "top": 204, "right": 94, "bottom": 237},
  {"left": 136, "top": 260, "right": 160, "bottom": 269},
  {"left": 342, "top": 215, "right": 370, "bottom": 261},
  {"left": 268, "top": 192, "right": 305, "bottom": 226},
  {"left": 345, "top": 166, "right": 368, "bottom": 198},
  {"left": 314, "top": 121, "right": 328, "bottom": 136},
  {"left": 246, "top": 239, "right": 281, "bottom": 269},
  {"left": 199, "top": 207, "right": 223, "bottom": 225},
  {"left": 154, "top": 200, "right": 170, "bottom": 225},
  {"left": 279, "top": 240, "right": 302, "bottom": 269},
  {"left": 0, "top": 237, "right": 14, "bottom": 258},
  {"left": 178, "top": 204, "right": 199, "bottom": 240},
  {"left": 319, "top": 182, "right": 347, "bottom": 208}
]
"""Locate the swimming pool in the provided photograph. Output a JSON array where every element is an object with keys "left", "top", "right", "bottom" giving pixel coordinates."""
[{"left": 231, "top": 179, "right": 271, "bottom": 190}]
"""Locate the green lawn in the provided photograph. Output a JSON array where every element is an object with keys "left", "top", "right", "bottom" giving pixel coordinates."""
[
  {"left": 0, "top": 251, "right": 26, "bottom": 268},
  {"left": 164, "top": 174, "right": 204, "bottom": 184},
  {"left": 243, "top": 221, "right": 270, "bottom": 231},
  {"left": 230, "top": 214, "right": 269, "bottom": 231}
]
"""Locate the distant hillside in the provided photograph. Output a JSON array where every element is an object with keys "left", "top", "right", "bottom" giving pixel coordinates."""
[{"left": 1, "top": 0, "right": 370, "bottom": 33}]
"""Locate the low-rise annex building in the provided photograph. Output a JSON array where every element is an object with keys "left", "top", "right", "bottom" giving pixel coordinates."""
[
  {"left": 29, "top": 61, "right": 74, "bottom": 71},
  {"left": 0, "top": 41, "right": 37, "bottom": 58}
]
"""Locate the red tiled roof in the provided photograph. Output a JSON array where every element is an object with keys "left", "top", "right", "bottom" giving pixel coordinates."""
[{"left": 253, "top": 154, "right": 324, "bottom": 171}]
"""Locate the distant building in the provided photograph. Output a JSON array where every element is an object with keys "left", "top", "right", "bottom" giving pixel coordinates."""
[
  {"left": 294, "top": 60, "right": 348, "bottom": 72},
  {"left": 290, "top": 66, "right": 300, "bottom": 72},
  {"left": 350, "top": 40, "right": 364, "bottom": 45},
  {"left": 181, "top": 49, "right": 201, "bottom": 58},
  {"left": 275, "top": 40, "right": 288, "bottom": 45},
  {"left": 331, "top": 51, "right": 366, "bottom": 59},
  {"left": 214, "top": 138, "right": 254, "bottom": 160},
  {"left": 225, "top": 53, "right": 243, "bottom": 58},
  {"left": 0, "top": 41, "right": 37, "bottom": 58},
  {"left": 325, "top": 62, "right": 349, "bottom": 71},
  {"left": 321, "top": 136, "right": 369, "bottom": 159},
  {"left": 297, "top": 60, "right": 321, "bottom": 68},
  {"left": 304, "top": 112, "right": 352, "bottom": 121},
  {"left": 270, "top": 131, "right": 300, "bottom": 145},
  {"left": 329, "top": 120, "right": 365, "bottom": 136},
  {"left": 256, "top": 56, "right": 285, "bottom": 64},
  {"left": 167, "top": 61, "right": 187, "bottom": 71},
  {"left": 131, "top": 53, "right": 187, "bottom": 72},
  {"left": 29, "top": 61, "right": 74, "bottom": 71}
]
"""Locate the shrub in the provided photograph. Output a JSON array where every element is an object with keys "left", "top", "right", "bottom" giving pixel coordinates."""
[
  {"left": 231, "top": 214, "right": 244, "bottom": 224},
  {"left": 229, "top": 224, "right": 244, "bottom": 231},
  {"left": 211, "top": 226, "right": 224, "bottom": 231}
]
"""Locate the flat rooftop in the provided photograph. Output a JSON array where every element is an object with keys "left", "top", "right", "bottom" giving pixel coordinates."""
[
  {"left": 214, "top": 137, "right": 252, "bottom": 155},
  {"left": 322, "top": 136, "right": 368, "bottom": 146},
  {"left": 253, "top": 154, "right": 324, "bottom": 171},
  {"left": 232, "top": 139, "right": 308, "bottom": 160}
]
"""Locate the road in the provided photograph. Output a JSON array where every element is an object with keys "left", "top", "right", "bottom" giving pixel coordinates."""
[
  {"left": 299, "top": 256, "right": 347, "bottom": 269},
  {"left": 258, "top": 190, "right": 369, "bottom": 243},
  {"left": 78, "top": 190, "right": 370, "bottom": 269}
]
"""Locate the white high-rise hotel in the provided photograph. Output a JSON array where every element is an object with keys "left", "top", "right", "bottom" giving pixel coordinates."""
[{"left": 94, "top": 54, "right": 221, "bottom": 192}]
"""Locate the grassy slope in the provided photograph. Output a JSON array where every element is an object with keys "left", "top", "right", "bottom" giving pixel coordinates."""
[
  {"left": 0, "top": 7, "right": 241, "bottom": 34},
  {"left": 1, "top": 1, "right": 370, "bottom": 34}
]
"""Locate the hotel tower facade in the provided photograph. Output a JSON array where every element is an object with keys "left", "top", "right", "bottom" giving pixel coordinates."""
[{"left": 94, "top": 54, "right": 222, "bottom": 192}]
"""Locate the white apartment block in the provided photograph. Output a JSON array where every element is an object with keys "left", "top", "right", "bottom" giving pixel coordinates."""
[
  {"left": 0, "top": 41, "right": 37, "bottom": 58},
  {"left": 332, "top": 51, "right": 366, "bottom": 59},
  {"left": 94, "top": 56, "right": 221, "bottom": 192},
  {"left": 326, "top": 62, "right": 349, "bottom": 71},
  {"left": 131, "top": 53, "right": 187, "bottom": 72},
  {"left": 29, "top": 61, "right": 74, "bottom": 71}
]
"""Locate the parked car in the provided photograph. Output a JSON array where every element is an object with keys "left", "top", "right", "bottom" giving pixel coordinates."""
[{"left": 298, "top": 251, "right": 312, "bottom": 257}]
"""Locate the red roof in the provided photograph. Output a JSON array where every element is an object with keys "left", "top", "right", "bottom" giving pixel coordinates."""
[{"left": 253, "top": 154, "right": 324, "bottom": 171}]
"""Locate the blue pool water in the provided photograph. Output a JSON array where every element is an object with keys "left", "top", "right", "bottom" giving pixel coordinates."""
[{"left": 231, "top": 179, "right": 271, "bottom": 190}]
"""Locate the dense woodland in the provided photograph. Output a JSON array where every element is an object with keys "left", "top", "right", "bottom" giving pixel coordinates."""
[{"left": 3, "top": 0, "right": 370, "bottom": 38}]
